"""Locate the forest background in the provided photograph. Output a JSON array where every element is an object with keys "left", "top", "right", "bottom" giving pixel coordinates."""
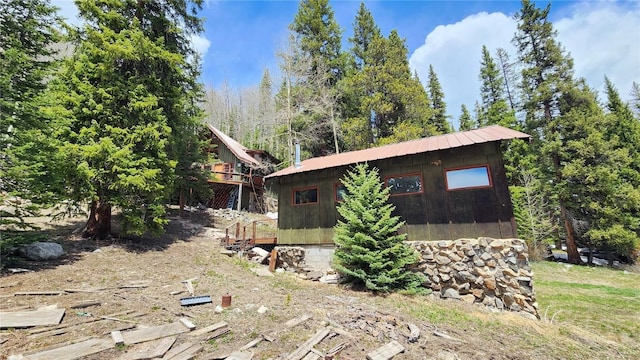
[{"left": 1, "top": 0, "right": 639, "bottom": 266}]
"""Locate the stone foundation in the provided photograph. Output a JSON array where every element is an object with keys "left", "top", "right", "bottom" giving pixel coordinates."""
[
  {"left": 272, "top": 238, "right": 539, "bottom": 318},
  {"left": 408, "top": 237, "right": 539, "bottom": 318}
]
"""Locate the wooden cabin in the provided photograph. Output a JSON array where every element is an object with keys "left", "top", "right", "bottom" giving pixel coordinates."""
[
  {"left": 265, "top": 125, "right": 530, "bottom": 245},
  {"left": 203, "top": 124, "right": 278, "bottom": 213}
]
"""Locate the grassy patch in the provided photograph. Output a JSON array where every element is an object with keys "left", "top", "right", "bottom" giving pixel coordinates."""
[{"left": 533, "top": 261, "right": 640, "bottom": 343}]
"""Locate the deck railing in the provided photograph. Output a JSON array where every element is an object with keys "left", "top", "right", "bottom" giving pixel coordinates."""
[{"left": 222, "top": 218, "right": 277, "bottom": 250}]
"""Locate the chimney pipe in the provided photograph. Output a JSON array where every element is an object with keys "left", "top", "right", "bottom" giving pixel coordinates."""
[{"left": 294, "top": 139, "right": 301, "bottom": 168}]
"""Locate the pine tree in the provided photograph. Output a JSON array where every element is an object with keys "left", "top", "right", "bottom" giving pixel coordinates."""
[
  {"left": 349, "top": 2, "right": 380, "bottom": 71},
  {"left": 53, "top": 0, "right": 208, "bottom": 238},
  {"left": 0, "top": 0, "right": 62, "bottom": 229},
  {"left": 332, "top": 163, "right": 425, "bottom": 293},
  {"left": 427, "top": 65, "right": 450, "bottom": 133},
  {"left": 290, "top": 0, "right": 345, "bottom": 85},
  {"left": 479, "top": 45, "right": 516, "bottom": 128},
  {"left": 513, "top": 0, "right": 581, "bottom": 263},
  {"left": 458, "top": 104, "right": 474, "bottom": 131}
]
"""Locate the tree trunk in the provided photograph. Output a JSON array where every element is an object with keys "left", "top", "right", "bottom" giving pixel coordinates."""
[
  {"left": 84, "top": 200, "right": 112, "bottom": 239},
  {"left": 560, "top": 205, "right": 581, "bottom": 264}
]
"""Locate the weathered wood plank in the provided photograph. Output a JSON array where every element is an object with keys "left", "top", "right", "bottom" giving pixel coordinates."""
[
  {"left": 285, "top": 328, "right": 331, "bottom": 360},
  {"left": 23, "top": 338, "right": 112, "bottom": 360},
  {"left": 28, "top": 310, "right": 135, "bottom": 335},
  {"left": 179, "top": 317, "right": 196, "bottom": 330},
  {"left": 111, "top": 330, "right": 124, "bottom": 346},
  {"left": 70, "top": 300, "right": 101, "bottom": 309},
  {"left": 120, "top": 322, "right": 189, "bottom": 345},
  {"left": 116, "top": 335, "right": 177, "bottom": 360},
  {"left": 161, "top": 342, "right": 193, "bottom": 359},
  {"left": 189, "top": 321, "right": 227, "bottom": 336},
  {"left": 165, "top": 343, "right": 203, "bottom": 360},
  {"left": 14, "top": 291, "right": 64, "bottom": 296},
  {"left": 365, "top": 340, "right": 405, "bottom": 360},
  {"left": 284, "top": 314, "right": 312, "bottom": 328},
  {"left": 239, "top": 336, "right": 263, "bottom": 350},
  {"left": 0, "top": 307, "right": 65, "bottom": 328}
]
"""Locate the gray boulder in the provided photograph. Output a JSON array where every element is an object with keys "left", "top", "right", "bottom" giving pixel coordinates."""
[{"left": 19, "top": 242, "right": 65, "bottom": 261}]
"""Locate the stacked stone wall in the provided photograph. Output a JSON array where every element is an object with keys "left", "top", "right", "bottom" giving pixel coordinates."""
[{"left": 408, "top": 237, "right": 539, "bottom": 318}]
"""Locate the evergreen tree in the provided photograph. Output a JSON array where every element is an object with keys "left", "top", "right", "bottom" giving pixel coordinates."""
[
  {"left": 458, "top": 104, "right": 474, "bottom": 131},
  {"left": 53, "top": 0, "right": 208, "bottom": 238},
  {"left": 478, "top": 45, "right": 516, "bottom": 128},
  {"left": 0, "top": 0, "right": 62, "bottom": 229},
  {"left": 513, "top": 0, "right": 581, "bottom": 263},
  {"left": 427, "top": 65, "right": 450, "bottom": 133},
  {"left": 288, "top": 0, "right": 345, "bottom": 157},
  {"left": 349, "top": 2, "right": 380, "bottom": 71},
  {"left": 290, "top": 0, "right": 345, "bottom": 86},
  {"left": 495, "top": 47, "right": 520, "bottom": 115},
  {"left": 333, "top": 163, "right": 425, "bottom": 293}
]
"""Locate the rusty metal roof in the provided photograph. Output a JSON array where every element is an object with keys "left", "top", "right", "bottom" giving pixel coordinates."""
[
  {"left": 206, "top": 124, "right": 260, "bottom": 166},
  {"left": 265, "top": 125, "right": 529, "bottom": 179}
]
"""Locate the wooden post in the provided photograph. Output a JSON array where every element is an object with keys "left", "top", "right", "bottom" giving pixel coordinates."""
[
  {"left": 237, "top": 183, "right": 243, "bottom": 211},
  {"left": 269, "top": 249, "right": 278, "bottom": 272}
]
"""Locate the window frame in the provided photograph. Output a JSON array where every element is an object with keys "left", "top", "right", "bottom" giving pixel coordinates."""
[
  {"left": 334, "top": 182, "right": 347, "bottom": 202},
  {"left": 384, "top": 172, "right": 425, "bottom": 197},
  {"left": 291, "top": 185, "right": 319, "bottom": 206},
  {"left": 444, "top": 164, "right": 493, "bottom": 191}
]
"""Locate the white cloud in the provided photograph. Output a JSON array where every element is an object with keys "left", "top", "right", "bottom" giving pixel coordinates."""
[
  {"left": 409, "top": 2, "right": 640, "bottom": 129},
  {"left": 190, "top": 34, "right": 211, "bottom": 57},
  {"left": 409, "top": 12, "right": 516, "bottom": 128},
  {"left": 555, "top": 1, "right": 640, "bottom": 99}
]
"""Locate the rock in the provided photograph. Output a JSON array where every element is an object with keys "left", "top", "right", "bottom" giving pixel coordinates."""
[
  {"left": 19, "top": 242, "right": 64, "bottom": 261},
  {"left": 320, "top": 274, "right": 340, "bottom": 284},
  {"left": 474, "top": 259, "right": 486, "bottom": 267},
  {"left": 490, "top": 239, "right": 505, "bottom": 249},
  {"left": 472, "top": 288, "right": 484, "bottom": 299},
  {"left": 257, "top": 305, "right": 268, "bottom": 314},
  {"left": 435, "top": 255, "right": 451, "bottom": 265},
  {"left": 214, "top": 305, "right": 224, "bottom": 313},
  {"left": 305, "top": 271, "right": 323, "bottom": 281},
  {"left": 442, "top": 288, "right": 460, "bottom": 299},
  {"left": 495, "top": 297, "right": 504, "bottom": 310},
  {"left": 460, "top": 294, "right": 476, "bottom": 304},
  {"left": 484, "top": 278, "right": 496, "bottom": 290}
]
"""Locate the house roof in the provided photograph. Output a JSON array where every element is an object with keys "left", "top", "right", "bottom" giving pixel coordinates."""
[
  {"left": 206, "top": 124, "right": 260, "bottom": 166},
  {"left": 265, "top": 125, "right": 529, "bottom": 179}
]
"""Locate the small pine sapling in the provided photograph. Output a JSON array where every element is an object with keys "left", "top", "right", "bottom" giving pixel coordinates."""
[{"left": 332, "top": 163, "right": 426, "bottom": 293}]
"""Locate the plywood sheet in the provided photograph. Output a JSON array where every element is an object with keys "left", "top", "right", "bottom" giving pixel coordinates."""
[
  {"left": 24, "top": 338, "right": 111, "bottom": 360},
  {"left": 0, "top": 307, "right": 65, "bottom": 328}
]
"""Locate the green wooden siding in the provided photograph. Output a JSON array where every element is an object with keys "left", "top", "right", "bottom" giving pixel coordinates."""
[{"left": 271, "top": 142, "right": 517, "bottom": 245}]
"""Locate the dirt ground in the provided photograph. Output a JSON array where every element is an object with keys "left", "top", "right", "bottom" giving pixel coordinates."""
[{"left": 0, "top": 209, "right": 627, "bottom": 360}]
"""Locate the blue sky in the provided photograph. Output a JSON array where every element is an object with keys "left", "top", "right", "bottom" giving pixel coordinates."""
[{"left": 56, "top": 0, "right": 640, "bottom": 123}]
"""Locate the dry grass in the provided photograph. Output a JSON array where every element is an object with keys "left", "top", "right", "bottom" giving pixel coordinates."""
[{"left": 1, "top": 211, "right": 638, "bottom": 359}]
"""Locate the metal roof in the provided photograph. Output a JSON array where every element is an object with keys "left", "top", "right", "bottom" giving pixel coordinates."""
[
  {"left": 206, "top": 124, "right": 260, "bottom": 166},
  {"left": 265, "top": 125, "right": 529, "bottom": 179}
]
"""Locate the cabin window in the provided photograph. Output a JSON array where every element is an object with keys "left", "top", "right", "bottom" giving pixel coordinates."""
[
  {"left": 445, "top": 165, "right": 492, "bottom": 190},
  {"left": 385, "top": 173, "right": 424, "bottom": 196},
  {"left": 334, "top": 183, "right": 348, "bottom": 202},
  {"left": 292, "top": 186, "right": 318, "bottom": 205}
]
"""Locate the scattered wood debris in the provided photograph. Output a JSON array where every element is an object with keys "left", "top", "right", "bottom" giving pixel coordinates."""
[
  {"left": 225, "top": 351, "right": 254, "bottom": 360},
  {"left": 14, "top": 290, "right": 64, "bottom": 296},
  {"left": 115, "top": 335, "right": 177, "bottom": 360},
  {"left": 366, "top": 340, "right": 405, "bottom": 360},
  {"left": 117, "top": 321, "right": 191, "bottom": 345},
  {"left": 285, "top": 327, "right": 331, "bottom": 360},
  {"left": 70, "top": 300, "right": 101, "bottom": 309},
  {"left": 189, "top": 321, "right": 228, "bottom": 337},
  {"left": 0, "top": 306, "right": 65, "bottom": 328},
  {"left": 21, "top": 337, "right": 112, "bottom": 360}
]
